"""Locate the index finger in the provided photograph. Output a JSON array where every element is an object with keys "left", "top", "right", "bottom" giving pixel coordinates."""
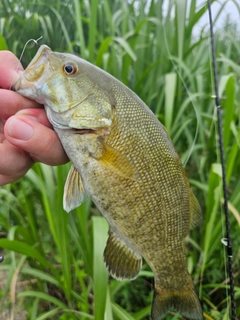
[
  {"left": 0, "top": 51, "right": 23, "bottom": 89},
  {"left": 0, "top": 89, "right": 42, "bottom": 120},
  {"left": 0, "top": 51, "right": 42, "bottom": 119}
]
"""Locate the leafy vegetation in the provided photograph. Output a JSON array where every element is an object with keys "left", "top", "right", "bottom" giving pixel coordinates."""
[{"left": 0, "top": 0, "right": 240, "bottom": 319}]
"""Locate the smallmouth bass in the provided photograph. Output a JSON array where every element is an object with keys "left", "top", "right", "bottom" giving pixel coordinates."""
[{"left": 13, "top": 45, "right": 203, "bottom": 320}]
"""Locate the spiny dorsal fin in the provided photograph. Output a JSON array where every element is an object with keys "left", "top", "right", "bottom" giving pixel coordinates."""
[
  {"left": 189, "top": 191, "right": 202, "bottom": 229},
  {"left": 104, "top": 231, "right": 142, "bottom": 280},
  {"left": 63, "top": 165, "right": 88, "bottom": 212}
]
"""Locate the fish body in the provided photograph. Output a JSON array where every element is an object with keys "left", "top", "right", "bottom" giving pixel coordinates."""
[{"left": 13, "top": 45, "right": 203, "bottom": 319}]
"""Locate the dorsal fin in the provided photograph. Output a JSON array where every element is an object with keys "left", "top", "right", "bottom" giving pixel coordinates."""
[{"left": 189, "top": 191, "right": 202, "bottom": 229}]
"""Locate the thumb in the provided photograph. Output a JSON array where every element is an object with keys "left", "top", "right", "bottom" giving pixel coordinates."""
[{"left": 4, "top": 113, "right": 69, "bottom": 165}]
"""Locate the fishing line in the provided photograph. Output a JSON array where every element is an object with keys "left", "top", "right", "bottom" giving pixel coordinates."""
[
  {"left": 207, "top": 1, "right": 236, "bottom": 319},
  {"left": 213, "top": 109, "right": 230, "bottom": 315},
  {"left": 9, "top": 36, "right": 43, "bottom": 90},
  {"left": 205, "top": 19, "right": 229, "bottom": 308},
  {"left": 209, "top": 29, "right": 229, "bottom": 310},
  {"left": 18, "top": 36, "right": 43, "bottom": 63}
]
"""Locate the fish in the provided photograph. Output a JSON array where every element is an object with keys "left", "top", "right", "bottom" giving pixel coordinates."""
[{"left": 13, "top": 45, "right": 203, "bottom": 320}]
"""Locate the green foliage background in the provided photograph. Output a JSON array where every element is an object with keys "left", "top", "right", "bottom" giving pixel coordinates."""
[{"left": 0, "top": 0, "right": 240, "bottom": 319}]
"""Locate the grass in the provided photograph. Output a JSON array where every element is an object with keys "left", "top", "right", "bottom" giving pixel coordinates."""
[{"left": 0, "top": 0, "right": 240, "bottom": 319}]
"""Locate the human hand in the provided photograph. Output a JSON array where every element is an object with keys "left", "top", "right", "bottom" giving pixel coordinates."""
[{"left": 0, "top": 50, "right": 69, "bottom": 185}]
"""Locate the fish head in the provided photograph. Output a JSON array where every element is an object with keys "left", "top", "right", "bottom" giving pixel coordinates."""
[{"left": 13, "top": 45, "right": 113, "bottom": 130}]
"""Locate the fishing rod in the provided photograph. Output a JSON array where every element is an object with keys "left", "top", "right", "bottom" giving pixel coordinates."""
[{"left": 207, "top": 1, "right": 236, "bottom": 319}]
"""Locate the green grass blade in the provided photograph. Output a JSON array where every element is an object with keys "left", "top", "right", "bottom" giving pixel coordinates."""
[
  {"left": 221, "top": 75, "right": 235, "bottom": 152},
  {"left": 164, "top": 72, "right": 177, "bottom": 132},
  {"left": 114, "top": 37, "right": 137, "bottom": 62},
  {"left": 73, "top": 0, "right": 87, "bottom": 58},
  {"left": 49, "top": 6, "right": 73, "bottom": 52},
  {"left": 36, "top": 308, "right": 61, "bottom": 320},
  {"left": 21, "top": 267, "right": 60, "bottom": 286},
  {"left": 176, "top": 0, "right": 187, "bottom": 60},
  {"left": 0, "top": 239, "right": 58, "bottom": 277},
  {"left": 112, "top": 302, "right": 136, "bottom": 320},
  {"left": 17, "top": 291, "right": 67, "bottom": 308},
  {"left": 92, "top": 216, "right": 109, "bottom": 320},
  {"left": 88, "top": 0, "right": 98, "bottom": 62},
  {"left": 134, "top": 305, "right": 152, "bottom": 320},
  {"left": 0, "top": 34, "right": 8, "bottom": 49},
  {"left": 104, "top": 287, "right": 113, "bottom": 320},
  {"left": 30, "top": 298, "right": 39, "bottom": 320}
]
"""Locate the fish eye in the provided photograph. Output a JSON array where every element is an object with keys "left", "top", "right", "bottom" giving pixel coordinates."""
[{"left": 63, "top": 64, "right": 78, "bottom": 75}]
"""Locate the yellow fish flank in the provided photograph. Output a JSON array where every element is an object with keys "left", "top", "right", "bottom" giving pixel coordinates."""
[{"left": 13, "top": 45, "right": 203, "bottom": 320}]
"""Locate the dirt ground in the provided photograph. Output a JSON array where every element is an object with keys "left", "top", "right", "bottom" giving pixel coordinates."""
[{"left": 0, "top": 270, "right": 27, "bottom": 320}]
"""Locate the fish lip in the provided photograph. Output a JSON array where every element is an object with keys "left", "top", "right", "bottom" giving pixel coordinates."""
[
  {"left": 12, "top": 78, "right": 24, "bottom": 92},
  {"left": 12, "top": 45, "right": 52, "bottom": 92},
  {"left": 26, "top": 45, "right": 51, "bottom": 69}
]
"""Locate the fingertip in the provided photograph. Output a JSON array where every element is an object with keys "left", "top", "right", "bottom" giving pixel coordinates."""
[
  {"left": 0, "top": 51, "right": 24, "bottom": 88},
  {"left": 5, "top": 115, "right": 69, "bottom": 166},
  {"left": 5, "top": 116, "right": 34, "bottom": 141}
]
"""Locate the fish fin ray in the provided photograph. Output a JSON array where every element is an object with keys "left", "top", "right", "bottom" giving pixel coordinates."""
[
  {"left": 152, "top": 276, "right": 203, "bottom": 320},
  {"left": 189, "top": 191, "right": 202, "bottom": 229},
  {"left": 95, "top": 140, "right": 138, "bottom": 181},
  {"left": 104, "top": 231, "right": 142, "bottom": 280},
  {"left": 63, "top": 165, "right": 88, "bottom": 212}
]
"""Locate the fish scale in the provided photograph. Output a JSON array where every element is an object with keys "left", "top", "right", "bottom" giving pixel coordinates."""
[{"left": 13, "top": 45, "right": 203, "bottom": 320}]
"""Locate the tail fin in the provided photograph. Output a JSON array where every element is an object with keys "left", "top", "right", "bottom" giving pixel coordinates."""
[{"left": 152, "top": 279, "right": 203, "bottom": 320}]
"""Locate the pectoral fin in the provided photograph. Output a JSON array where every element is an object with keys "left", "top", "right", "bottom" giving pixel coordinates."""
[
  {"left": 95, "top": 141, "right": 138, "bottom": 181},
  {"left": 104, "top": 231, "right": 142, "bottom": 280},
  {"left": 63, "top": 166, "right": 88, "bottom": 212}
]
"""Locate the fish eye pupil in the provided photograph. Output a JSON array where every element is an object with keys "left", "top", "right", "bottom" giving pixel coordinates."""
[
  {"left": 65, "top": 65, "right": 73, "bottom": 73},
  {"left": 64, "top": 64, "right": 77, "bottom": 75}
]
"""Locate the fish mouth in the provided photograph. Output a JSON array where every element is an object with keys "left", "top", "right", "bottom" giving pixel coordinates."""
[
  {"left": 74, "top": 128, "right": 96, "bottom": 135},
  {"left": 74, "top": 127, "right": 110, "bottom": 137},
  {"left": 12, "top": 45, "right": 52, "bottom": 92},
  {"left": 26, "top": 45, "right": 51, "bottom": 70}
]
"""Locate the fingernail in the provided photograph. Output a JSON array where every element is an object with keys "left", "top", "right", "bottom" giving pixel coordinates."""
[{"left": 7, "top": 117, "right": 34, "bottom": 141}]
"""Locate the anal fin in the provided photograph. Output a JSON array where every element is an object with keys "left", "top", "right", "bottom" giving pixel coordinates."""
[
  {"left": 104, "top": 231, "right": 142, "bottom": 280},
  {"left": 63, "top": 165, "right": 88, "bottom": 212}
]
